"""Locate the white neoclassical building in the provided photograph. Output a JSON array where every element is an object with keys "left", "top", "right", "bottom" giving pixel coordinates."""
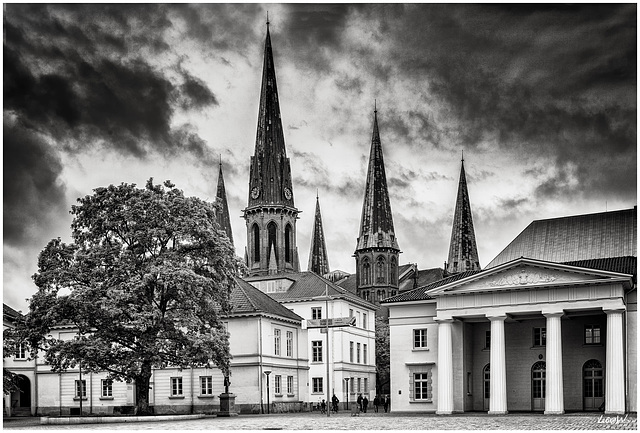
[{"left": 384, "top": 207, "right": 636, "bottom": 415}]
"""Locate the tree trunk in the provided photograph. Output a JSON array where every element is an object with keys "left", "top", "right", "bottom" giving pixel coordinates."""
[{"left": 134, "top": 363, "right": 153, "bottom": 415}]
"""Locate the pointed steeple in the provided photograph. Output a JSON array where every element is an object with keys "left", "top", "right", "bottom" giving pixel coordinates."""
[
  {"left": 247, "top": 21, "right": 295, "bottom": 207},
  {"left": 445, "top": 155, "right": 481, "bottom": 275},
  {"left": 356, "top": 107, "right": 399, "bottom": 251},
  {"left": 308, "top": 193, "right": 330, "bottom": 276},
  {"left": 243, "top": 22, "right": 299, "bottom": 276},
  {"left": 216, "top": 159, "right": 234, "bottom": 247}
]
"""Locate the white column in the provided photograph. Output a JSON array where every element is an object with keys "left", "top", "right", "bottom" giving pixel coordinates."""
[
  {"left": 436, "top": 318, "right": 454, "bottom": 414},
  {"left": 605, "top": 308, "right": 626, "bottom": 414},
  {"left": 488, "top": 314, "right": 508, "bottom": 414},
  {"left": 543, "top": 311, "right": 564, "bottom": 414}
]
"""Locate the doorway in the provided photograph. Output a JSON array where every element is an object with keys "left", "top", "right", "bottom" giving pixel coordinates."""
[
  {"left": 482, "top": 364, "right": 490, "bottom": 411},
  {"left": 583, "top": 359, "right": 604, "bottom": 411},
  {"left": 531, "top": 361, "right": 546, "bottom": 411}
]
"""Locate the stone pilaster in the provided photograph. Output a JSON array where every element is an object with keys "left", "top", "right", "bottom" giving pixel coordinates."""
[
  {"left": 605, "top": 308, "right": 626, "bottom": 414},
  {"left": 487, "top": 314, "right": 508, "bottom": 414},
  {"left": 543, "top": 311, "right": 564, "bottom": 415},
  {"left": 436, "top": 318, "right": 454, "bottom": 414}
]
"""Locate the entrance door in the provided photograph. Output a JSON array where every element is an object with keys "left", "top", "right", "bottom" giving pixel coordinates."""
[
  {"left": 583, "top": 359, "right": 604, "bottom": 410},
  {"left": 10, "top": 375, "right": 31, "bottom": 416},
  {"left": 483, "top": 364, "right": 490, "bottom": 411},
  {"left": 531, "top": 361, "right": 546, "bottom": 411}
]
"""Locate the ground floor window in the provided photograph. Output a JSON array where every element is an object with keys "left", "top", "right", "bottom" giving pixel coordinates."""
[
  {"left": 312, "top": 377, "right": 323, "bottom": 394},
  {"left": 408, "top": 364, "right": 433, "bottom": 402},
  {"left": 171, "top": 377, "right": 183, "bottom": 396},
  {"left": 75, "top": 380, "right": 86, "bottom": 398},
  {"left": 101, "top": 379, "right": 112, "bottom": 397},
  {"left": 274, "top": 375, "right": 282, "bottom": 395},
  {"left": 200, "top": 376, "right": 213, "bottom": 395},
  {"left": 287, "top": 376, "right": 294, "bottom": 395}
]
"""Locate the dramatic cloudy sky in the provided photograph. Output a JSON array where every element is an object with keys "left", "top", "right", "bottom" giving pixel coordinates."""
[{"left": 4, "top": 4, "right": 637, "bottom": 311}]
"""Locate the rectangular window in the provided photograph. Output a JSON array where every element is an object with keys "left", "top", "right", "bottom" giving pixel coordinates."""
[
  {"left": 312, "top": 377, "right": 323, "bottom": 394},
  {"left": 585, "top": 325, "right": 601, "bottom": 345},
  {"left": 350, "top": 377, "right": 355, "bottom": 394},
  {"left": 363, "top": 313, "right": 367, "bottom": 330},
  {"left": 75, "top": 380, "right": 86, "bottom": 398},
  {"left": 274, "top": 375, "right": 281, "bottom": 395},
  {"left": 485, "top": 330, "right": 491, "bottom": 349},
  {"left": 274, "top": 328, "right": 281, "bottom": 356},
  {"left": 171, "top": 377, "right": 183, "bottom": 396},
  {"left": 414, "top": 373, "right": 431, "bottom": 400},
  {"left": 350, "top": 341, "right": 354, "bottom": 363},
  {"left": 364, "top": 378, "right": 368, "bottom": 393},
  {"left": 286, "top": 331, "right": 293, "bottom": 357},
  {"left": 357, "top": 311, "right": 361, "bottom": 327},
  {"left": 357, "top": 377, "right": 361, "bottom": 392},
  {"left": 15, "top": 343, "right": 27, "bottom": 360},
  {"left": 287, "top": 376, "right": 294, "bottom": 395},
  {"left": 312, "top": 307, "right": 322, "bottom": 320},
  {"left": 200, "top": 376, "right": 213, "bottom": 395},
  {"left": 349, "top": 308, "right": 353, "bottom": 318},
  {"left": 312, "top": 340, "right": 323, "bottom": 362},
  {"left": 357, "top": 343, "right": 361, "bottom": 363},
  {"left": 363, "top": 344, "right": 368, "bottom": 365},
  {"left": 101, "top": 379, "right": 113, "bottom": 397},
  {"left": 533, "top": 327, "right": 546, "bottom": 347},
  {"left": 414, "top": 329, "right": 428, "bottom": 348}
]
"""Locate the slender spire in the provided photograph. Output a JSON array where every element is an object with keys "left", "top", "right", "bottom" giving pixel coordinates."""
[
  {"left": 356, "top": 107, "right": 399, "bottom": 251},
  {"left": 247, "top": 19, "right": 295, "bottom": 207},
  {"left": 445, "top": 157, "right": 481, "bottom": 275},
  {"left": 216, "top": 159, "right": 234, "bottom": 247},
  {"left": 308, "top": 194, "right": 330, "bottom": 276}
]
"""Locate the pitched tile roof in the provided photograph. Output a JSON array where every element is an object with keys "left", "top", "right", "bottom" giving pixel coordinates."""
[
  {"left": 3, "top": 303, "right": 22, "bottom": 321},
  {"left": 563, "top": 256, "right": 636, "bottom": 278},
  {"left": 231, "top": 277, "right": 302, "bottom": 322},
  {"left": 487, "top": 207, "right": 636, "bottom": 268},
  {"left": 382, "top": 270, "right": 480, "bottom": 303},
  {"left": 247, "top": 271, "right": 377, "bottom": 310},
  {"left": 335, "top": 273, "right": 358, "bottom": 294}
]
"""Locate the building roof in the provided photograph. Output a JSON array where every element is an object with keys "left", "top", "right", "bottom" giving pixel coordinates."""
[
  {"left": 3, "top": 303, "right": 22, "bottom": 322},
  {"left": 382, "top": 270, "right": 480, "bottom": 303},
  {"left": 445, "top": 159, "right": 481, "bottom": 274},
  {"left": 215, "top": 161, "right": 234, "bottom": 247},
  {"left": 355, "top": 109, "right": 399, "bottom": 252},
  {"left": 308, "top": 195, "right": 330, "bottom": 275},
  {"left": 487, "top": 207, "right": 637, "bottom": 268},
  {"left": 246, "top": 271, "right": 377, "bottom": 311},
  {"left": 415, "top": 268, "right": 445, "bottom": 288},
  {"left": 231, "top": 277, "right": 302, "bottom": 322}
]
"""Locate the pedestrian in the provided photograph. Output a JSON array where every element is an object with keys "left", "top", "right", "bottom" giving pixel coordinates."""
[
  {"left": 331, "top": 394, "right": 339, "bottom": 413},
  {"left": 357, "top": 393, "right": 363, "bottom": 411},
  {"left": 321, "top": 399, "right": 326, "bottom": 414},
  {"left": 363, "top": 395, "right": 369, "bottom": 413},
  {"left": 373, "top": 395, "right": 379, "bottom": 412},
  {"left": 383, "top": 395, "right": 389, "bottom": 413}
]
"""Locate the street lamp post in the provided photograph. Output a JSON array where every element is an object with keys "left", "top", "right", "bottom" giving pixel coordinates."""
[
  {"left": 344, "top": 378, "right": 349, "bottom": 411},
  {"left": 264, "top": 371, "right": 271, "bottom": 414}
]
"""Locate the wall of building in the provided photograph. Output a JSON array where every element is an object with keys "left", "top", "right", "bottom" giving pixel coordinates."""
[{"left": 626, "top": 289, "right": 637, "bottom": 413}]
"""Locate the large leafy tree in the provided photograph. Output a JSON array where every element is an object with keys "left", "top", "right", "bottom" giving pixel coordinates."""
[{"left": 20, "top": 180, "right": 237, "bottom": 415}]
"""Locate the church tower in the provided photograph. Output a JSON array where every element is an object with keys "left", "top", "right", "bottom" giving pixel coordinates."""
[
  {"left": 444, "top": 155, "right": 481, "bottom": 275},
  {"left": 308, "top": 194, "right": 330, "bottom": 276},
  {"left": 243, "top": 22, "right": 299, "bottom": 276},
  {"left": 216, "top": 159, "right": 234, "bottom": 248},
  {"left": 354, "top": 107, "right": 400, "bottom": 303}
]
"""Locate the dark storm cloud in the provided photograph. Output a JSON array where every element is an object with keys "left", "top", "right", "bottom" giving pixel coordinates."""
[
  {"left": 3, "top": 119, "right": 67, "bottom": 246},
  {"left": 4, "top": 3, "right": 221, "bottom": 159}
]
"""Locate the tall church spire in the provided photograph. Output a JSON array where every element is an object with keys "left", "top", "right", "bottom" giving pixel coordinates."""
[
  {"left": 308, "top": 193, "right": 330, "bottom": 276},
  {"left": 243, "top": 21, "right": 299, "bottom": 276},
  {"left": 445, "top": 156, "right": 481, "bottom": 275},
  {"left": 216, "top": 158, "right": 234, "bottom": 247},
  {"left": 354, "top": 107, "right": 400, "bottom": 303}
]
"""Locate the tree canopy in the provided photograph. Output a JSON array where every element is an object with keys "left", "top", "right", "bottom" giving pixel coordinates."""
[{"left": 21, "top": 179, "right": 237, "bottom": 414}]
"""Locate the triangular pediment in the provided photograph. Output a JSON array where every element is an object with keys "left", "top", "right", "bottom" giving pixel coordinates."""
[{"left": 428, "top": 257, "right": 632, "bottom": 296}]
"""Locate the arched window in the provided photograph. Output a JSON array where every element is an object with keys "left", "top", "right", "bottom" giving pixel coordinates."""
[
  {"left": 583, "top": 359, "right": 603, "bottom": 410},
  {"left": 285, "top": 224, "right": 292, "bottom": 263},
  {"left": 390, "top": 257, "right": 397, "bottom": 285},
  {"left": 532, "top": 361, "right": 546, "bottom": 411},
  {"left": 253, "top": 224, "right": 260, "bottom": 262},
  {"left": 267, "top": 221, "right": 278, "bottom": 262},
  {"left": 483, "top": 364, "right": 490, "bottom": 411},
  {"left": 376, "top": 256, "right": 386, "bottom": 283},
  {"left": 362, "top": 258, "right": 371, "bottom": 286}
]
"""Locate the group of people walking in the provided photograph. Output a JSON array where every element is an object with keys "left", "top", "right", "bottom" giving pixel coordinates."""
[{"left": 356, "top": 394, "right": 390, "bottom": 413}]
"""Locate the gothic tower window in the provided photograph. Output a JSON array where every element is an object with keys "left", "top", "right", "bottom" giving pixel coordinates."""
[
  {"left": 285, "top": 224, "right": 292, "bottom": 263},
  {"left": 390, "top": 257, "right": 397, "bottom": 286},
  {"left": 376, "top": 256, "right": 386, "bottom": 283},
  {"left": 253, "top": 224, "right": 260, "bottom": 262},
  {"left": 362, "top": 258, "right": 371, "bottom": 286},
  {"left": 268, "top": 221, "right": 278, "bottom": 261}
]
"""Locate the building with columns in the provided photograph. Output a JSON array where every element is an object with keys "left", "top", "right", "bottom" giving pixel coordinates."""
[{"left": 383, "top": 207, "right": 636, "bottom": 414}]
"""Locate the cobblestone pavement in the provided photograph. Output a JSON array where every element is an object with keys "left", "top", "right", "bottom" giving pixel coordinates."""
[{"left": 4, "top": 412, "right": 637, "bottom": 430}]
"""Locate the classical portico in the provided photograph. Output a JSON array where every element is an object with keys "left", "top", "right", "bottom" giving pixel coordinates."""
[{"left": 431, "top": 257, "right": 632, "bottom": 415}]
